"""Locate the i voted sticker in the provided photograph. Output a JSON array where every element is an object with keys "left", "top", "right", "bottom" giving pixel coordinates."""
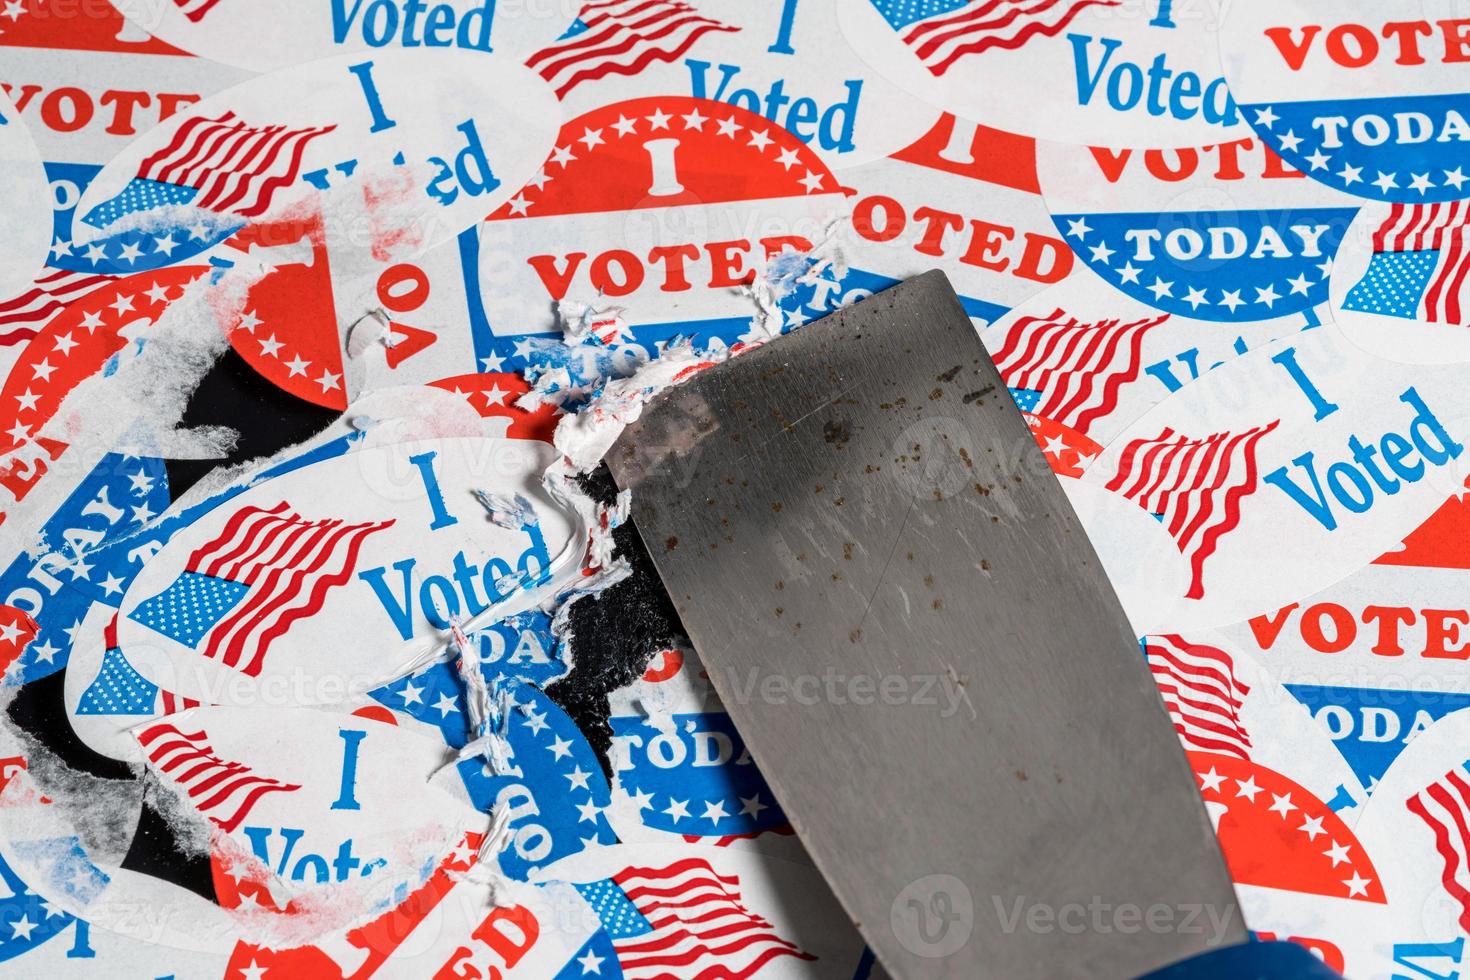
[
  {"left": 1220, "top": 0, "right": 1470, "bottom": 204},
  {"left": 72, "top": 49, "right": 561, "bottom": 267},
  {"left": 838, "top": 115, "right": 1077, "bottom": 325},
  {"left": 113, "top": 437, "right": 579, "bottom": 707},
  {"left": 1331, "top": 200, "right": 1470, "bottom": 363},
  {"left": 1037, "top": 134, "right": 1360, "bottom": 321},
  {"left": 1079, "top": 325, "right": 1470, "bottom": 630},
  {"left": 839, "top": 0, "right": 1249, "bottom": 148},
  {"left": 979, "top": 269, "right": 1306, "bottom": 477},
  {"left": 534, "top": 0, "right": 944, "bottom": 168}
]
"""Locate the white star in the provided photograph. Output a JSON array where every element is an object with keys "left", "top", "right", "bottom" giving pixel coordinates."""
[
  {"left": 1253, "top": 106, "right": 1278, "bottom": 128},
  {"left": 153, "top": 233, "right": 178, "bottom": 256},
  {"left": 1268, "top": 792, "right": 1296, "bottom": 817},
  {"left": 1254, "top": 284, "right": 1280, "bottom": 308},
  {"left": 1409, "top": 172, "right": 1434, "bottom": 194},
  {"left": 315, "top": 370, "right": 341, "bottom": 392},
  {"left": 108, "top": 293, "right": 135, "bottom": 317},
  {"left": 1336, "top": 164, "right": 1362, "bottom": 186},
  {"left": 239, "top": 960, "right": 269, "bottom": 980},
  {"left": 747, "top": 129, "right": 773, "bottom": 151},
  {"left": 1285, "top": 273, "right": 1311, "bottom": 295},
  {"left": 52, "top": 332, "right": 78, "bottom": 356},
  {"left": 48, "top": 237, "right": 72, "bottom": 261},
  {"left": 132, "top": 501, "right": 154, "bottom": 522},
  {"left": 118, "top": 240, "right": 143, "bottom": 263},
  {"left": 702, "top": 799, "right": 729, "bottom": 822},
  {"left": 399, "top": 681, "right": 424, "bottom": 706},
  {"left": 1324, "top": 839, "right": 1352, "bottom": 867},
  {"left": 577, "top": 126, "right": 605, "bottom": 149},
  {"left": 5, "top": 421, "right": 28, "bottom": 442},
  {"left": 1041, "top": 434, "right": 1069, "bottom": 457},
  {"left": 526, "top": 168, "right": 552, "bottom": 190},
  {"left": 740, "top": 794, "right": 768, "bottom": 817},
  {"left": 100, "top": 572, "right": 126, "bottom": 596},
  {"left": 576, "top": 798, "right": 602, "bottom": 823},
  {"left": 284, "top": 354, "right": 310, "bottom": 377},
  {"left": 547, "top": 735, "right": 574, "bottom": 760},
  {"left": 1183, "top": 286, "right": 1209, "bottom": 309},
  {"left": 1234, "top": 775, "right": 1262, "bottom": 801},
  {"left": 1064, "top": 216, "right": 1091, "bottom": 239},
  {"left": 1087, "top": 241, "right": 1115, "bottom": 264},
  {"left": 512, "top": 338, "right": 536, "bottom": 360},
  {"left": 577, "top": 947, "right": 605, "bottom": 974},
  {"left": 1343, "top": 872, "right": 1371, "bottom": 897},
  {"left": 1299, "top": 815, "right": 1326, "bottom": 840},
  {"left": 522, "top": 709, "right": 549, "bottom": 735},
  {"left": 9, "top": 915, "right": 34, "bottom": 940},
  {"left": 1277, "top": 130, "right": 1302, "bottom": 152},
  {"left": 1304, "top": 149, "right": 1330, "bottom": 171},
  {"left": 662, "top": 798, "right": 690, "bottom": 823},
  {"left": 629, "top": 788, "right": 655, "bottom": 810},
  {"left": 1146, "top": 276, "right": 1174, "bottom": 300},
  {"left": 716, "top": 116, "right": 741, "bottom": 138},
  {"left": 0, "top": 622, "right": 20, "bottom": 645},
  {"left": 611, "top": 114, "right": 638, "bottom": 137},
  {"left": 1371, "top": 171, "right": 1399, "bottom": 193},
  {"left": 480, "top": 383, "right": 509, "bottom": 406},
  {"left": 681, "top": 107, "right": 708, "bottom": 131},
  {"left": 83, "top": 241, "right": 109, "bottom": 262},
  {"left": 29, "top": 640, "right": 58, "bottom": 664},
  {"left": 506, "top": 194, "right": 530, "bottom": 216},
  {"left": 798, "top": 170, "right": 824, "bottom": 193},
  {"left": 39, "top": 900, "right": 62, "bottom": 919},
  {"left": 15, "top": 389, "right": 38, "bottom": 412},
  {"left": 257, "top": 334, "right": 283, "bottom": 357},
  {"left": 1117, "top": 262, "right": 1141, "bottom": 284},
  {"left": 646, "top": 107, "right": 672, "bottom": 129},
  {"left": 565, "top": 766, "right": 592, "bottom": 790},
  {"left": 775, "top": 146, "right": 800, "bottom": 171},
  {"left": 479, "top": 350, "right": 506, "bottom": 371},
  {"left": 78, "top": 310, "right": 104, "bottom": 331},
  {"left": 550, "top": 144, "right": 576, "bottom": 167},
  {"left": 1, "top": 0, "right": 25, "bottom": 21},
  {"left": 145, "top": 282, "right": 172, "bottom": 305},
  {"left": 1218, "top": 289, "right": 1245, "bottom": 313},
  {"left": 1316, "top": 257, "right": 1334, "bottom": 279},
  {"left": 1445, "top": 167, "right": 1468, "bottom": 190},
  {"left": 30, "top": 359, "right": 54, "bottom": 383},
  {"left": 432, "top": 692, "right": 460, "bottom": 717}
]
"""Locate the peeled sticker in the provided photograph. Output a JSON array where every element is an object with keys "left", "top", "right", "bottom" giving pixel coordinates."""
[{"left": 1220, "top": 0, "right": 1470, "bottom": 204}]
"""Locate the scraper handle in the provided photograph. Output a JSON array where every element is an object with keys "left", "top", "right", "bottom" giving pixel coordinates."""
[{"left": 1139, "top": 939, "right": 1343, "bottom": 979}]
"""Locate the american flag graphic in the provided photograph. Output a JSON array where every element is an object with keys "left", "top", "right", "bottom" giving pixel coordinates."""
[
  {"left": 1406, "top": 760, "right": 1470, "bottom": 934},
  {"left": 137, "top": 722, "right": 299, "bottom": 833},
  {"left": 135, "top": 112, "right": 336, "bottom": 218},
  {"left": 527, "top": 0, "right": 739, "bottom": 98},
  {"left": 129, "top": 503, "right": 392, "bottom": 677},
  {"left": 0, "top": 269, "right": 114, "bottom": 346},
  {"left": 1104, "top": 421, "right": 1279, "bottom": 600},
  {"left": 989, "top": 307, "right": 1168, "bottom": 436},
  {"left": 1145, "top": 634, "right": 1252, "bottom": 759},
  {"left": 575, "top": 857, "right": 813, "bottom": 978},
  {"left": 172, "top": 0, "right": 226, "bottom": 21},
  {"left": 868, "top": 0, "right": 1120, "bottom": 75},
  {"left": 1345, "top": 202, "right": 1470, "bottom": 327}
]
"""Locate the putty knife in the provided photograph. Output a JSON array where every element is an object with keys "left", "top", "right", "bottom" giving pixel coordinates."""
[{"left": 605, "top": 272, "right": 1341, "bottom": 979}]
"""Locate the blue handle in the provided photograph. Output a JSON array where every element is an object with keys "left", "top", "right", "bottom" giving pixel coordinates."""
[{"left": 1139, "top": 939, "right": 1343, "bottom": 979}]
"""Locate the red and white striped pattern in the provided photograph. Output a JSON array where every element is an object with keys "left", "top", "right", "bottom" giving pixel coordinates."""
[
  {"left": 1406, "top": 761, "right": 1470, "bottom": 934},
  {"left": 1104, "top": 421, "right": 1279, "bottom": 600},
  {"left": 172, "top": 0, "right": 226, "bottom": 22},
  {"left": 1417, "top": 226, "right": 1470, "bottom": 327},
  {"left": 989, "top": 307, "right": 1168, "bottom": 436},
  {"left": 527, "top": 0, "right": 739, "bottom": 98},
  {"left": 137, "top": 722, "right": 299, "bottom": 832},
  {"left": 1145, "top": 634, "right": 1251, "bottom": 759},
  {"left": 0, "top": 269, "right": 114, "bottom": 346},
  {"left": 138, "top": 112, "right": 335, "bottom": 218},
  {"left": 612, "top": 857, "right": 813, "bottom": 978},
  {"left": 901, "top": 0, "right": 1120, "bottom": 76},
  {"left": 1372, "top": 201, "right": 1470, "bottom": 252},
  {"left": 186, "top": 503, "right": 392, "bottom": 676}
]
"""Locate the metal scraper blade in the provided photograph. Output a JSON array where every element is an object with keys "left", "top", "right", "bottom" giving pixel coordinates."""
[{"left": 605, "top": 271, "right": 1245, "bottom": 980}]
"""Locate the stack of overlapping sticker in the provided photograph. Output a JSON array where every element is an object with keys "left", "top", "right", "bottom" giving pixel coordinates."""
[{"left": 0, "top": 1, "right": 1464, "bottom": 976}]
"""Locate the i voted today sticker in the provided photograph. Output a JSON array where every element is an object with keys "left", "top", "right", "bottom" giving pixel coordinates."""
[
  {"left": 1220, "top": 0, "right": 1470, "bottom": 204},
  {"left": 1036, "top": 134, "right": 1361, "bottom": 322}
]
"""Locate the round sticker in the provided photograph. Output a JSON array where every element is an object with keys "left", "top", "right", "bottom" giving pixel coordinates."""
[
  {"left": 1220, "top": 0, "right": 1470, "bottom": 204},
  {"left": 1037, "top": 134, "right": 1361, "bottom": 321}
]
